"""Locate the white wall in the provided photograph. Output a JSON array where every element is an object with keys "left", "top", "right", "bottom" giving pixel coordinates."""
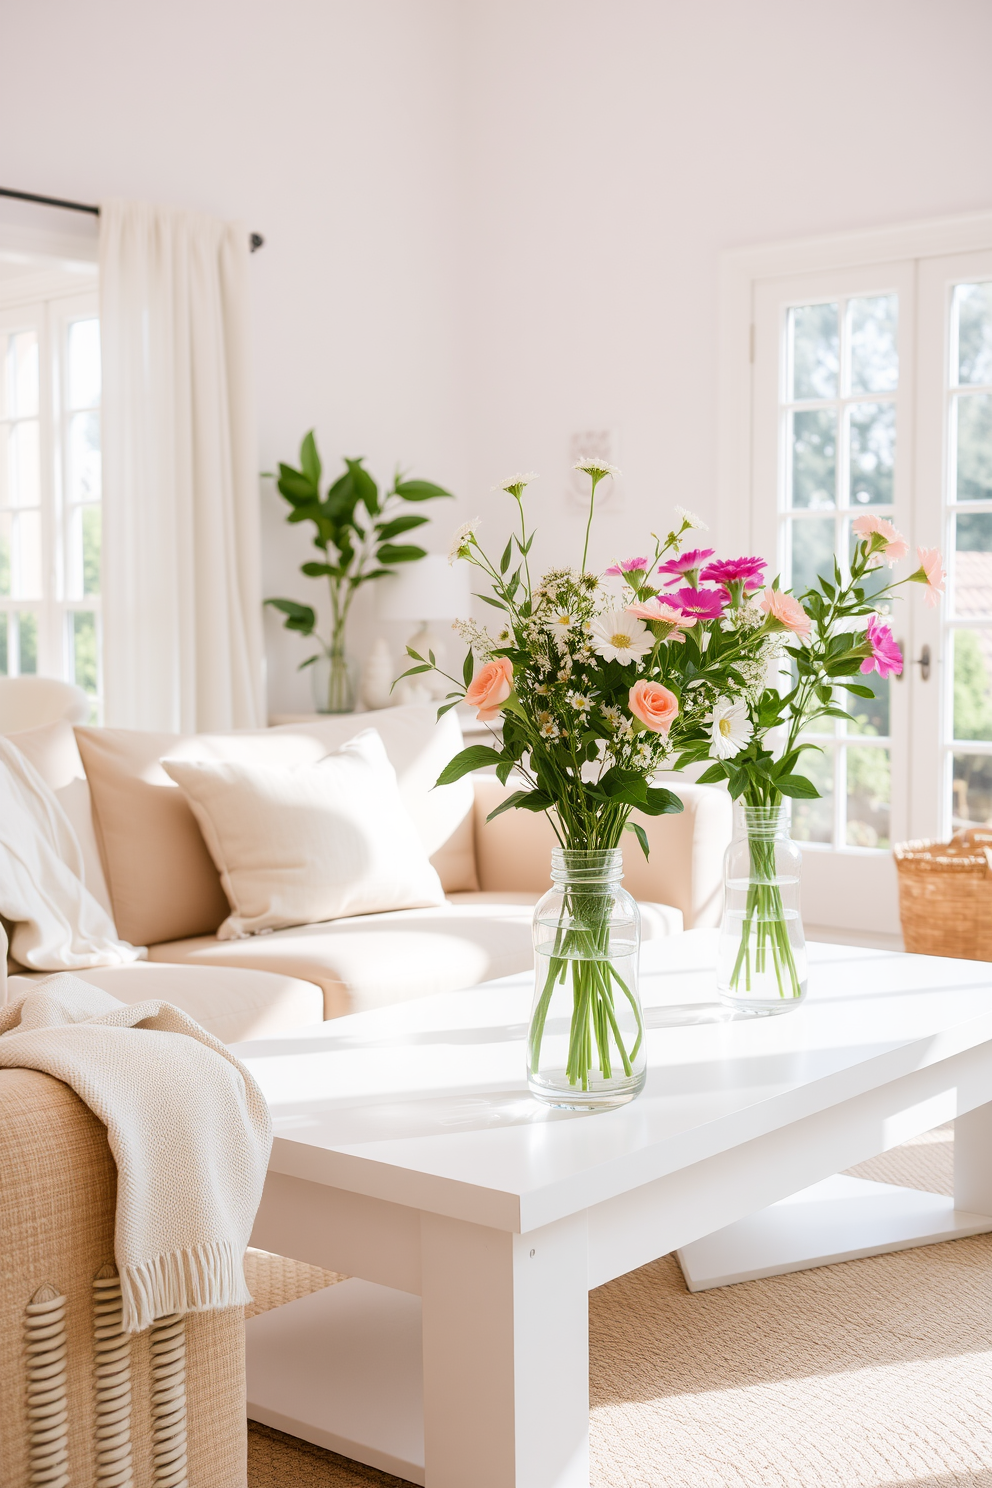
[{"left": 2, "top": 0, "right": 991, "bottom": 710}]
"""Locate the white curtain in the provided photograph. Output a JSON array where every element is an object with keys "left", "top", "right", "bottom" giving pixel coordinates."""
[{"left": 99, "top": 200, "right": 265, "bottom": 732}]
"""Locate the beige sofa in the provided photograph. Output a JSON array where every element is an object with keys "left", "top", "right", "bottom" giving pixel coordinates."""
[{"left": 3, "top": 705, "right": 731, "bottom": 1042}]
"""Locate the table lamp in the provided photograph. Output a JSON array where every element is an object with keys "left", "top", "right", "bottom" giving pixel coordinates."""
[{"left": 376, "top": 555, "right": 472, "bottom": 699}]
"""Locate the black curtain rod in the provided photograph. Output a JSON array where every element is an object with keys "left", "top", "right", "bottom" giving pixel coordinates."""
[{"left": 0, "top": 187, "right": 265, "bottom": 252}]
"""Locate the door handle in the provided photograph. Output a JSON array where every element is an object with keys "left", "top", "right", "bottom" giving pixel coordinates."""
[{"left": 895, "top": 643, "right": 931, "bottom": 681}]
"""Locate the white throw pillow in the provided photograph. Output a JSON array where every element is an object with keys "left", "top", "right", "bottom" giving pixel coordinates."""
[{"left": 161, "top": 730, "right": 446, "bottom": 940}]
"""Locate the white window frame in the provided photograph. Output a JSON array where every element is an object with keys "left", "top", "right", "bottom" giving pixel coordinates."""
[
  {"left": 0, "top": 267, "right": 101, "bottom": 714},
  {"left": 718, "top": 211, "right": 992, "bottom": 939}
]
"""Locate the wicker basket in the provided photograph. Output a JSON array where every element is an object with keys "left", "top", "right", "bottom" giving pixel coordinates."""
[{"left": 893, "top": 827, "right": 992, "bottom": 960}]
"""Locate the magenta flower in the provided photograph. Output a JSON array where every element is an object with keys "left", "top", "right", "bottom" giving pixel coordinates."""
[
  {"left": 671, "top": 585, "right": 726, "bottom": 620},
  {"left": 657, "top": 548, "right": 716, "bottom": 587},
  {"left": 605, "top": 557, "right": 649, "bottom": 576},
  {"left": 699, "top": 556, "right": 767, "bottom": 592},
  {"left": 860, "top": 617, "right": 903, "bottom": 680}
]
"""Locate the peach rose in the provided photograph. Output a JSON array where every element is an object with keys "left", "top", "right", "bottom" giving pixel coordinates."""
[
  {"left": 760, "top": 588, "right": 811, "bottom": 638},
  {"left": 628, "top": 679, "right": 679, "bottom": 734},
  {"left": 464, "top": 655, "right": 514, "bottom": 721}
]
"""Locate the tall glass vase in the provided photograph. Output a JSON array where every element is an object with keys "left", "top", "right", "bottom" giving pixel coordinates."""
[
  {"left": 528, "top": 848, "right": 646, "bottom": 1109},
  {"left": 310, "top": 642, "right": 355, "bottom": 714},
  {"left": 717, "top": 803, "right": 807, "bottom": 1015}
]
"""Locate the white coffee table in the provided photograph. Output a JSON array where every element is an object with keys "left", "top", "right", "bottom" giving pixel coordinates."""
[{"left": 236, "top": 931, "right": 992, "bottom": 1488}]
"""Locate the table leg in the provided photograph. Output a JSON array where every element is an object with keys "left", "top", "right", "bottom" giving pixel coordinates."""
[
  {"left": 955, "top": 1101, "right": 992, "bottom": 1215},
  {"left": 419, "top": 1210, "right": 589, "bottom": 1488}
]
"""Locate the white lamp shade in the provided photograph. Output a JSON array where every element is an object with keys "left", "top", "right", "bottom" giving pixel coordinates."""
[{"left": 376, "top": 554, "right": 472, "bottom": 621}]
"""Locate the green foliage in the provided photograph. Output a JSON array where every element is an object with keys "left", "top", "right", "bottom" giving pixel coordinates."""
[
  {"left": 953, "top": 630, "right": 992, "bottom": 740},
  {"left": 265, "top": 432, "right": 453, "bottom": 668}
]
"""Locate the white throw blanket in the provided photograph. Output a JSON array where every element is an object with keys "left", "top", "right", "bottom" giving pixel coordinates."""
[
  {"left": 0, "top": 737, "right": 142, "bottom": 970},
  {"left": 0, "top": 974, "right": 272, "bottom": 1332}
]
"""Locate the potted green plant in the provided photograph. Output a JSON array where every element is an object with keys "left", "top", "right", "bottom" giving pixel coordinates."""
[{"left": 265, "top": 432, "right": 453, "bottom": 712}]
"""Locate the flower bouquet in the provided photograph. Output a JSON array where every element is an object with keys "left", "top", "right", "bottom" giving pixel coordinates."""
[{"left": 403, "top": 468, "right": 943, "bottom": 1100}]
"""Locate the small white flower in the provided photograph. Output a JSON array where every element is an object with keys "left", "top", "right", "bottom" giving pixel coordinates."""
[
  {"left": 709, "top": 698, "right": 753, "bottom": 760},
  {"left": 574, "top": 456, "right": 621, "bottom": 479},
  {"left": 536, "top": 710, "right": 560, "bottom": 741},
  {"left": 493, "top": 472, "right": 538, "bottom": 495},
  {"left": 674, "top": 504, "right": 708, "bottom": 532},
  {"left": 600, "top": 703, "right": 623, "bottom": 729},
  {"left": 448, "top": 517, "right": 481, "bottom": 563},
  {"left": 547, "top": 608, "right": 577, "bottom": 643},
  {"left": 568, "top": 690, "right": 593, "bottom": 714},
  {"left": 533, "top": 682, "right": 550, "bottom": 696},
  {"left": 588, "top": 609, "right": 654, "bottom": 665}
]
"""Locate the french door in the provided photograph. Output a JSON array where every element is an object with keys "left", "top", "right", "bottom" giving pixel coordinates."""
[{"left": 749, "top": 238, "right": 992, "bottom": 937}]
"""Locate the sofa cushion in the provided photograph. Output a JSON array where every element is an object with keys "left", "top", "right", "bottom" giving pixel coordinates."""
[
  {"left": 1, "top": 720, "right": 113, "bottom": 918},
  {"left": 7, "top": 963, "right": 324, "bottom": 1044},
  {"left": 76, "top": 705, "right": 477, "bottom": 947},
  {"left": 146, "top": 894, "right": 683, "bottom": 1020},
  {"left": 162, "top": 731, "right": 445, "bottom": 938}
]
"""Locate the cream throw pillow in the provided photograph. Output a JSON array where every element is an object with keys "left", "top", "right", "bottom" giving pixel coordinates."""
[{"left": 161, "top": 730, "right": 445, "bottom": 940}]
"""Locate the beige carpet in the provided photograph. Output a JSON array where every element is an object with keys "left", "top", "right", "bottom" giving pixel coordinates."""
[{"left": 245, "top": 1125, "right": 992, "bottom": 1487}]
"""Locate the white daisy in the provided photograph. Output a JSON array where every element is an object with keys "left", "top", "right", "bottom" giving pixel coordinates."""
[
  {"left": 600, "top": 703, "right": 623, "bottom": 728},
  {"left": 709, "top": 698, "right": 753, "bottom": 760},
  {"left": 568, "top": 690, "right": 593, "bottom": 715},
  {"left": 493, "top": 472, "right": 538, "bottom": 495},
  {"left": 588, "top": 609, "right": 653, "bottom": 665},
  {"left": 536, "top": 710, "right": 560, "bottom": 741},
  {"left": 547, "top": 607, "right": 577, "bottom": 643},
  {"left": 574, "top": 456, "right": 621, "bottom": 479},
  {"left": 447, "top": 517, "right": 481, "bottom": 563},
  {"left": 674, "top": 504, "right": 708, "bottom": 532}
]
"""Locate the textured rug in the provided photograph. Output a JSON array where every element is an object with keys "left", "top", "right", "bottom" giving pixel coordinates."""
[{"left": 245, "top": 1125, "right": 992, "bottom": 1487}]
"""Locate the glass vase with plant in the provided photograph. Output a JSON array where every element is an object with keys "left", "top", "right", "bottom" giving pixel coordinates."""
[{"left": 265, "top": 431, "right": 453, "bottom": 713}]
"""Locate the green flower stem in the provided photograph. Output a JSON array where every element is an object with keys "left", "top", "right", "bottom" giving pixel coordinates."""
[{"left": 729, "top": 833, "right": 802, "bottom": 1000}]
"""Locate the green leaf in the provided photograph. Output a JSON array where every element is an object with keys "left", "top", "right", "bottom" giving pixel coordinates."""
[
  {"left": 276, "top": 465, "right": 319, "bottom": 505},
  {"left": 377, "top": 543, "right": 427, "bottom": 564},
  {"left": 300, "top": 561, "right": 335, "bottom": 577},
  {"left": 345, "top": 458, "right": 380, "bottom": 516},
  {"left": 297, "top": 654, "right": 319, "bottom": 670},
  {"left": 462, "top": 648, "right": 474, "bottom": 687},
  {"left": 500, "top": 537, "right": 513, "bottom": 575},
  {"left": 775, "top": 773, "right": 820, "bottom": 799},
  {"left": 495, "top": 759, "right": 515, "bottom": 786},
  {"left": 841, "top": 682, "right": 876, "bottom": 698},
  {"left": 395, "top": 479, "right": 454, "bottom": 502},
  {"left": 435, "top": 745, "right": 505, "bottom": 786},
  {"left": 696, "top": 762, "right": 729, "bottom": 785},
  {"left": 299, "top": 430, "right": 322, "bottom": 488},
  {"left": 486, "top": 788, "right": 553, "bottom": 822},
  {"left": 627, "top": 821, "right": 651, "bottom": 861},
  {"left": 263, "top": 597, "right": 316, "bottom": 635},
  {"left": 375, "top": 514, "right": 429, "bottom": 542},
  {"left": 640, "top": 787, "right": 684, "bottom": 817},
  {"left": 478, "top": 593, "right": 508, "bottom": 611}
]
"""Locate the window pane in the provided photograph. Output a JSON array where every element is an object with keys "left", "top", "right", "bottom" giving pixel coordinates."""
[
  {"left": 82, "top": 505, "right": 100, "bottom": 597},
  {"left": 790, "top": 409, "right": 836, "bottom": 509},
  {"left": 953, "top": 512, "right": 992, "bottom": 617},
  {"left": 790, "top": 303, "right": 838, "bottom": 400},
  {"left": 9, "top": 420, "right": 40, "bottom": 508},
  {"left": 17, "top": 611, "right": 37, "bottom": 674},
  {"left": 791, "top": 745, "right": 834, "bottom": 843},
  {"left": 845, "top": 745, "right": 890, "bottom": 848},
  {"left": 848, "top": 401, "right": 895, "bottom": 507},
  {"left": 68, "top": 319, "right": 101, "bottom": 409},
  {"left": 955, "top": 282, "right": 992, "bottom": 387},
  {"left": 849, "top": 294, "right": 898, "bottom": 394},
  {"left": 4, "top": 330, "right": 39, "bottom": 419},
  {"left": 952, "top": 753, "right": 992, "bottom": 828},
  {"left": 71, "top": 611, "right": 98, "bottom": 701},
  {"left": 68, "top": 411, "right": 101, "bottom": 504},
  {"left": 952, "top": 628, "right": 992, "bottom": 741},
  {"left": 0, "top": 512, "right": 8, "bottom": 597},
  {"left": 13, "top": 510, "right": 42, "bottom": 599},
  {"left": 846, "top": 666, "right": 890, "bottom": 737},
  {"left": 790, "top": 516, "right": 835, "bottom": 596},
  {"left": 955, "top": 393, "right": 992, "bottom": 501}
]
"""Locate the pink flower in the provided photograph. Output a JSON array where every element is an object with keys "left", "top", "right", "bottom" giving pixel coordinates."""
[
  {"left": 671, "top": 585, "right": 726, "bottom": 620},
  {"left": 605, "top": 556, "right": 649, "bottom": 576},
  {"left": 657, "top": 548, "right": 716, "bottom": 587},
  {"left": 628, "top": 679, "right": 679, "bottom": 734},
  {"left": 851, "top": 514, "right": 909, "bottom": 568},
  {"left": 626, "top": 595, "right": 696, "bottom": 642},
  {"left": 909, "top": 546, "right": 946, "bottom": 607},
  {"left": 760, "top": 588, "right": 811, "bottom": 638},
  {"left": 699, "top": 556, "right": 768, "bottom": 592},
  {"left": 860, "top": 617, "right": 903, "bottom": 679},
  {"left": 464, "top": 656, "right": 514, "bottom": 721}
]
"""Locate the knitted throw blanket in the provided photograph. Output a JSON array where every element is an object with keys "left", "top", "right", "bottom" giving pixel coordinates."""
[{"left": 0, "top": 974, "right": 272, "bottom": 1332}]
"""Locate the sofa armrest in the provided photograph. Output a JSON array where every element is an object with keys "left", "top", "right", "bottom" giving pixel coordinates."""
[{"left": 472, "top": 776, "right": 731, "bottom": 929}]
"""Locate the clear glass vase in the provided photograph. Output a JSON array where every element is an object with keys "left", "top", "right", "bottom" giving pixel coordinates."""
[
  {"left": 310, "top": 644, "right": 355, "bottom": 714},
  {"left": 528, "top": 848, "right": 646, "bottom": 1110},
  {"left": 717, "top": 803, "right": 807, "bottom": 1015}
]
